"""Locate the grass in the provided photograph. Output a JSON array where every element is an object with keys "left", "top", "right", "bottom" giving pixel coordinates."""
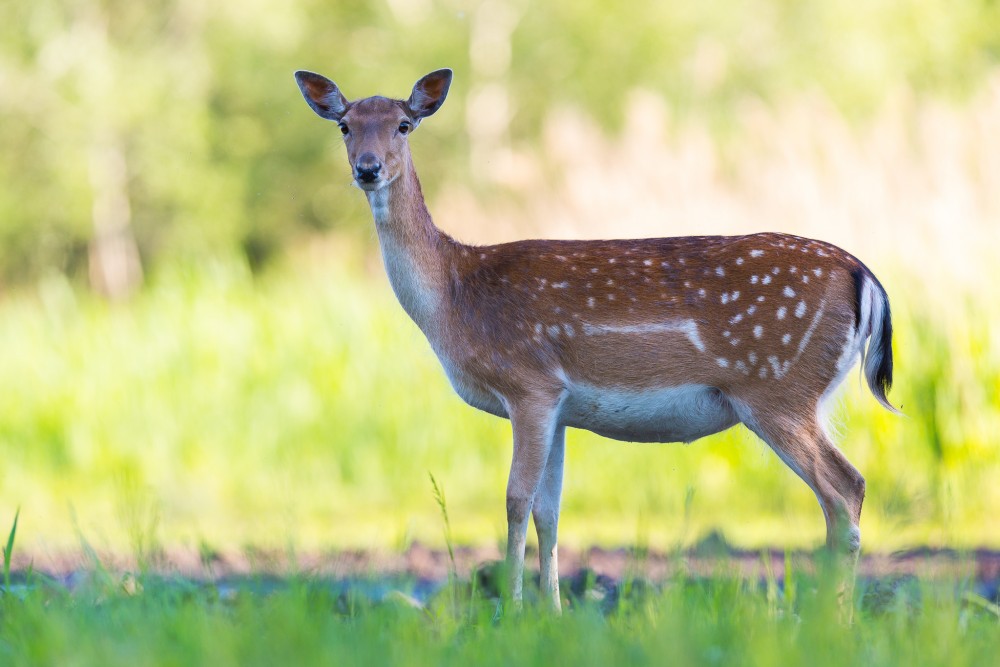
[
  {"left": 1, "top": 562, "right": 998, "bottom": 666},
  {"left": 2, "top": 486, "right": 998, "bottom": 666},
  {"left": 2, "top": 508, "right": 18, "bottom": 592}
]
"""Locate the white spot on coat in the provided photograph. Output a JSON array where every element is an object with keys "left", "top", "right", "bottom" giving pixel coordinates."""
[
  {"left": 795, "top": 301, "right": 807, "bottom": 318},
  {"left": 587, "top": 297, "right": 595, "bottom": 308},
  {"left": 753, "top": 324, "right": 763, "bottom": 339},
  {"left": 716, "top": 266, "right": 725, "bottom": 276},
  {"left": 794, "top": 299, "right": 827, "bottom": 357},
  {"left": 762, "top": 275, "right": 772, "bottom": 285},
  {"left": 750, "top": 249, "right": 764, "bottom": 257},
  {"left": 582, "top": 320, "right": 707, "bottom": 352},
  {"left": 783, "top": 286, "right": 796, "bottom": 298},
  {"left": 717, "top": 358, "right": 730, "bottom": 368},
  {"left": 782, "top": 333, "right": 792, "bottom": 345},
  {"left": 777, "top": 306, "right": 787, "bottom": 320}
]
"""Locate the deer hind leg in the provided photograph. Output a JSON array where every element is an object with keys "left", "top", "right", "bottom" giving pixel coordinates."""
[
  {"left": 505, "top": 392, "right": 564, "bottom": 610},
  {"left": 740, "top": 403, "right": 866, "bottom": 608},
  {"left": 532, "top": 424, "right": 566, "bottom": 612}
]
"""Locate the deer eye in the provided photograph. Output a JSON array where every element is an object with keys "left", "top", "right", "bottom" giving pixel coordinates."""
[
  {"left": 338, "top": 122, "right": 349, "bottom": 136},
  {"left": 398, "top": 121, "right": 411, "bottom": 135}
]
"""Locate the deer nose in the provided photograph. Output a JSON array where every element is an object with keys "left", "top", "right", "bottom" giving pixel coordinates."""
[{"left": 355, "top": 153, "right": 382, "bottom": 183}]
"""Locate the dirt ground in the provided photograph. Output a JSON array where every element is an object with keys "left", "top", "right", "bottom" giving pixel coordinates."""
[{"left": 12, "top": 542, "right": 1000, "bottom": 591}]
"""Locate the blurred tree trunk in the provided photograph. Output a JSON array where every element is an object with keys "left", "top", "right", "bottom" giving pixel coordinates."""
[
  {"left": 77, "top": 0, "right": 144, "bottom": 299},
  {"left": 88, "top": 131, "right": 142, "bottom": 299}
]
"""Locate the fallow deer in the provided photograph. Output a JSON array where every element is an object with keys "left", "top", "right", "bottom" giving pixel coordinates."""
[{"left": 294, "top": 68, "right": 898, "bottom": 613}]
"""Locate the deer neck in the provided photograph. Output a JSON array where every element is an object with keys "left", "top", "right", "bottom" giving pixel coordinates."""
[{"left": 365, "top": 159, "right": 455, "bottom": 334}]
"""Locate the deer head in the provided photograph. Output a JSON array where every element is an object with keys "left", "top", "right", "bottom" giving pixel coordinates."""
[{"left": 294, "top": 69, "right": 453, "bottom": 192}]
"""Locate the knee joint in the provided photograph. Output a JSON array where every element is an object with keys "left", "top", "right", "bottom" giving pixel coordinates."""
[
  {"left": 846, "top": 524, "right": 861, "bottom": 554},
  {"left": 506, "top": 496, "right": 532, "bottom": 525}
]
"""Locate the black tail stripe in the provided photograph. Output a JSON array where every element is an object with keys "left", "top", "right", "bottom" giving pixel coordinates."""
[
  {"left": 850, "top": 267, "right": 866, "bottom": 333},
  {"left": 874, "top": 288, "right": 894, "bottom": 395}
]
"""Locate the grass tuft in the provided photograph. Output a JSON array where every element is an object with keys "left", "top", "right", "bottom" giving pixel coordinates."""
[{"left": 429, "top": 472, "right": 459, "bottom": 615}]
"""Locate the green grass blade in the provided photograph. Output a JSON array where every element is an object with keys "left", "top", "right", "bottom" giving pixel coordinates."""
[{"left": 3, "top": 506, "right": 19, "bottom": 591}]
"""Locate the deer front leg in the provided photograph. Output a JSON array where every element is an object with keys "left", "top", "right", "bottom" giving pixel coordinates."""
[
  {"left": 532, "top": 424, "right": 566, "bottom": 612},
  {"left": 505, "top": 393, "right": 563, "bottom": 610}
]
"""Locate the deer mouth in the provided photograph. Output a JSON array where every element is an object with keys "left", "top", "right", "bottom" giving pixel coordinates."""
[{"left": 353, "top": 176, "right": 386, "bottom": 191}]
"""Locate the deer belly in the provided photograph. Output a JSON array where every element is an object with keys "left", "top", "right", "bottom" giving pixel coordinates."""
[{"left": 560, "top": 383, "right": 738, "bottom": 444}]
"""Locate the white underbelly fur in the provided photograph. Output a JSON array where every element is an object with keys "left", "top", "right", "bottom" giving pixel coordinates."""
[
  {"left": 560, "top": 382, "right": 739, "bottom": 444},
  {"left": 442, "top": 355, "right": 738, "bottom": 444}
]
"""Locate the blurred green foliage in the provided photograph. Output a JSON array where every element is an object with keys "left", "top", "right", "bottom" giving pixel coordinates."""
[
  {"left": 0, "top": 258, "right": 996, "bottom": 552},
  {"left": 2, "top": 0, "right": 1000, "bottom": 284}
]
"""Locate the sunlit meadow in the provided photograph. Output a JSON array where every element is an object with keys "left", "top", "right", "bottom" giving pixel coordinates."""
[{"left": 2, "top": 0, "right": 1000, "bottom": 663}]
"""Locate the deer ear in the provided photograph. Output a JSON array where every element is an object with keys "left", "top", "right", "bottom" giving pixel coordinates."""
[
  {"left": 295, "top": 70, "right": 349, "bottom": 121},
  {"left": 406, "top": 69, "right": 453, "bottom": 120}
]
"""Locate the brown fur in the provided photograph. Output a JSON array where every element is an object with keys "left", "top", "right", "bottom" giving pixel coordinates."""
[{"left": 294, "top": 69, "right": 896, "bottom": 614}]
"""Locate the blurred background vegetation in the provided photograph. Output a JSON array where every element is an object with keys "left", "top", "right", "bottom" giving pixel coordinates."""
[{"left": 1, "top": 0, "right": 998, "bottom": 557}]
